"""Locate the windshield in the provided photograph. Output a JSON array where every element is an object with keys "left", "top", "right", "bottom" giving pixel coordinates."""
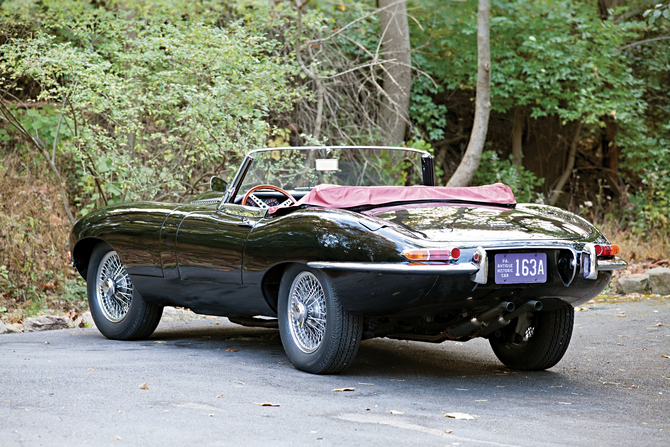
[{"left": 239, "top": 147, "right": 429, "bottom": 192}]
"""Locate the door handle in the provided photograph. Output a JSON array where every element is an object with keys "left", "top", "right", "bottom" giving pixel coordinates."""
[{"left": 238, "top": 218, "right": 255, "bottom": 228}]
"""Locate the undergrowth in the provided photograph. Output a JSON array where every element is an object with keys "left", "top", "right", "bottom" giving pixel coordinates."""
[{"left": 0, "top": 152, "right": 87, "bottom": 324}]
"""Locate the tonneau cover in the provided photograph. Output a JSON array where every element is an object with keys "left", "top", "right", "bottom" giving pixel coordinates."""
[{"left": 269, "top": 183, "right": 515, "bottom": 214}]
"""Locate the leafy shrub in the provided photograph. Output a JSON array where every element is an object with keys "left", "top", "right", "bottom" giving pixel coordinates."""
[{"left": 472, "top": 150, "right": 545, "bottom": 203}]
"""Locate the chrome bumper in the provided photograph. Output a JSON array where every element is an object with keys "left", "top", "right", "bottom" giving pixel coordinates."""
[{"left": 307, "top": 261, "right": 478, "bottom": 275}]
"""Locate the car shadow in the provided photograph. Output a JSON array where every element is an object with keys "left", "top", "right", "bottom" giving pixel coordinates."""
[{"left": 141, "top": 318, "right": 572, "bottom": 389}]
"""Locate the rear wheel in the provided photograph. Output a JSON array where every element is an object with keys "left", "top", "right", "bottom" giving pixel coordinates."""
[
  {"left": 87, "top": 242, "right": 163, "bottom": 340},
  {"left": 489, "top": 300, "right": 574, "bottom": 371},
  {"left": 278, "top": 265, "right": 363, "bottom": 374}
]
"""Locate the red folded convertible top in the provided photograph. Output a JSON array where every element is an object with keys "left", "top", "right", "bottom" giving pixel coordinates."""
[{"left": 269, "top": 183, "right": 515, "bottom": 214}]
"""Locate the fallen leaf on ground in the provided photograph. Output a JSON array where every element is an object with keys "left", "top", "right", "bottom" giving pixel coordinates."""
[
  {"left": 254, "top": 402, "right": 280, "bottom": 407},
  {"left": 215, "top": 322, "right": 220, "bottom": 325},
  {"left": 445, "top": 430, "right": 453, "bottom": 434},
  {"left": 139, "top": 383, "right": 149, "bottom": 390},
  {"left": 333, "top": 388, "right": 355, "bottom": 392},
  {"left": 365, "top": 408, "right": 370, "bottom": 411},
  {"left": 445, "top": 413, "right": 474, "bottom": 420},
  {"left": 389, "top": 410, "right": 404, "bottom": 415},
  {"left": 225, "top": 349, "right": 239, "bottom": 352}
]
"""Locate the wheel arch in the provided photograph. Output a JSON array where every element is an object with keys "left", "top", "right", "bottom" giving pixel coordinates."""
[
  {"left": 260, "top": 262, "right": 308, "bottom": 314},
  {"left": 72, "top": 237, "right": 109, "bottom": 280}
]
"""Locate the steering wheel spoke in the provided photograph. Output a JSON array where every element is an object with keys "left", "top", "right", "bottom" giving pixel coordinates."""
[
  {"left": 242, "top": 185, "right": 297, "bottom": 208},
  {"left": 248, "top": 193, "right": 269, "bottom": 209}
]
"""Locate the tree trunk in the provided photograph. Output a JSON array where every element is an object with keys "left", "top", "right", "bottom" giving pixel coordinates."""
[
  {"left": 602, "top": 115, "right": 624, "bottom": 199},
  {"left": 447, "top": 0, "right": 491, "bottom": 187},
  {"left": 548, "top": 122, "right": 582, "bottom": 206},
  {"left": 379, "top": 0, "right": 411, "bottom": 146},
  {"left": 511, "top": 107, "right": 524, "bottom": 167}
]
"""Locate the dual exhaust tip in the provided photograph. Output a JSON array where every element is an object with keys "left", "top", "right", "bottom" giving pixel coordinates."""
[{"left": 448, "top": 300, "right": 543, "bottom": 339}]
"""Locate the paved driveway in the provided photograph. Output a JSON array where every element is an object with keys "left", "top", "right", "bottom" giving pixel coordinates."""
[{"left": 1, "top": 298, "right": 668, "bottom": 446}]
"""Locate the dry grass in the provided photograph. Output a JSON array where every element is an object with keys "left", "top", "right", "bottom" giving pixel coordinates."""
[
  {"left": 596, "top": 218, "right": 670, "bottom": 264},
  {"left": 0, "top": 151, "right": 87, "bottom": 324}
]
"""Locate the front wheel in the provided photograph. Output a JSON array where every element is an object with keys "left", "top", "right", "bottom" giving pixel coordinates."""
[
  {"left": 87, "top": 243, "right": 163, "bottom": 340},
  {"left": 278, "top": 265, "right": 363, "bottom": 374},
  {"left": 489, "top": 300, "right": 574, "bottom": 371}
]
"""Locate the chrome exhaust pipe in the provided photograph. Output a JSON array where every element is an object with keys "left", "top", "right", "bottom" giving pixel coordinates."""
[
  {"left": 477, "top": 300, "right": 543, "bottom": 337},
  {"left": 448, "top": 301, "right": 515, "bottom": 338}
]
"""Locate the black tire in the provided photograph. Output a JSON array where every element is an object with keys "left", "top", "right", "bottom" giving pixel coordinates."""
[
  {"left": 278, "top": 265, "right": 363, "bottom": 374},
  {"left": 489, "top": 301, "right": 574, "bottom": 371},
  {"left": 87, "top": 242, "right": 163, "bottom": 340}
]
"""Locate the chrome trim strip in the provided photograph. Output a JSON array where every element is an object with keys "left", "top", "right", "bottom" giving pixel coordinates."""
[
  {"left": 597, "top": 257, "right": 628, "bottom": 271},
  {"left": 307, "top": 261, "right": 479, "bottom": 275}
]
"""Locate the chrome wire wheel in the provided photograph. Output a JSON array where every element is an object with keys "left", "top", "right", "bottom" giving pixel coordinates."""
[
  {"left": 95, "top": 251, "right": 133, "bottom": 323},
  {"left": 287, "top": 271, "right": 327, "bottom": 353}
]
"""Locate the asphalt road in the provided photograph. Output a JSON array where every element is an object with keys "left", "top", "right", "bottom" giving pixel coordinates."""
[{"left": 1, "top": 298, "right": 668, "bottom": 447}]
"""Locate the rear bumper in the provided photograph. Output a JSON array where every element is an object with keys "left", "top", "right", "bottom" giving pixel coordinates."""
[{"left": 308, "top": 261, "right": 478, "bottom": 275}]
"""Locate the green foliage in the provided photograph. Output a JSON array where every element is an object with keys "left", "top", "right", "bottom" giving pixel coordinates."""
[
  {"left": 412, "top": 0, "right": 646, "bottom": 123},
  {"left": 472, "top": 150, "right": 545, "bottom": 203},
  {"left": 0, "top": 104, "right": 72, "bottom": 150},
  {"left": 643, "top": 2, "right": 670, "bottom": 26},
  {"left": 1, "top": 0, "right": 303, "bottom": 210}
]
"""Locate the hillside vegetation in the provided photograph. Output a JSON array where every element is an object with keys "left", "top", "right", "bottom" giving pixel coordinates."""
[{"left": 0, "top": 0, "right": 668, "bottom": 322}]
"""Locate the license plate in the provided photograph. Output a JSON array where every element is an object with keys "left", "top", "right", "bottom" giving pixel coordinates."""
[{"left": 494, "top": 253, "right": 547, "bottom": 284}]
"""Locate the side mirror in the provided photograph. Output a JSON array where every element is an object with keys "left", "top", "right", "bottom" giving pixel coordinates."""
[{"left": 210, "top": 176, "right": 228, "bottom": 193}]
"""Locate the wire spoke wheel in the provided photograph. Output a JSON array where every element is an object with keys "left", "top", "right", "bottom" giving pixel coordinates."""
[
  {"left": 288, "top": 272, "right": 327, "bottom": 353},
  {"left": 278, "top": 265, "right": 363, "bottom": 374},
  {"left": 96, "top": 251, "right": 133, "bottom": 322}
]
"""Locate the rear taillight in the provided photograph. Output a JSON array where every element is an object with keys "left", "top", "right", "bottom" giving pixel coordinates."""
[
  {"left": 595, "top": 244, "right": 619, "bottom": 257},
  {"left": 402, "top": 248, "right": 461, "bottom": 262}
]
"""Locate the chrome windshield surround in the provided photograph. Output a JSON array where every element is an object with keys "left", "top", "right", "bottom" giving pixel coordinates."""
[
  {"left": 307, "top": 261, "right": 478, "bottom": 275},
  {"left": 224, "top": 146, "right": 436, "bottom": 208}
]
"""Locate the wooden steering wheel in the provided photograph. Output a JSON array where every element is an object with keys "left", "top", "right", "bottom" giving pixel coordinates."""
[{"left": 242, "top": 184, "right": 297, "bottom": 209}]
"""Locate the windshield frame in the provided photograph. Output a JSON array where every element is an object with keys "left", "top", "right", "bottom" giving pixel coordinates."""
[{"left": 221, "top": 146, "right": 434, "bottom": 206}]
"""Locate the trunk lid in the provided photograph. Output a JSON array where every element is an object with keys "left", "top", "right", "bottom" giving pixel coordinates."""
[{"left": 367, "top": 203, "right": 595, "bottom": 242}]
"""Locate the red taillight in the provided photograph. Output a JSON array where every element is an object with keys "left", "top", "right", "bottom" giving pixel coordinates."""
[
  {"left": 402, "top": 248, "right": 460, "bottom": 262},
  {"left": 595, "top": 244, "right": 619, "bottom": 257}
]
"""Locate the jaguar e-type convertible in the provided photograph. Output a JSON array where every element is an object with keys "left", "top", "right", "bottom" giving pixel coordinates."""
[{"left": 69, "top": 146, "right": 627, "bottom": 374}]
